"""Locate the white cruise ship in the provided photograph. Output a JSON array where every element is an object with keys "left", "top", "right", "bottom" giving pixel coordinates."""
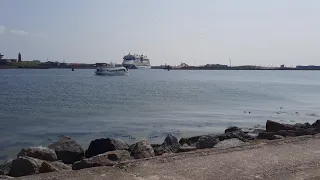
[{"left": 122, "top": 53, "right": 151, "bottom": 69}]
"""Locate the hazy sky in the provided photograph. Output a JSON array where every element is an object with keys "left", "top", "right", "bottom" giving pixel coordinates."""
[{"left": 0, "top": 0, "right": 320, "bottom": 66}]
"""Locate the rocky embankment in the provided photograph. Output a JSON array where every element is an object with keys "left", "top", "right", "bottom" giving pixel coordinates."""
[{"left": 1, "top": 119, "right": 320, "bottom": 178}]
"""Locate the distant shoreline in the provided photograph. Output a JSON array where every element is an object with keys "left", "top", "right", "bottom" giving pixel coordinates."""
[{"left": 1, "top": 66, "right": 320, "bottom": 71}]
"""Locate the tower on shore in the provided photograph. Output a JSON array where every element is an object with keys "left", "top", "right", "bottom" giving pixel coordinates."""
[
  {"left": 0, "top": 53, "right": 3, "bottom": 60},
  {"left": 18, "top": 53, "right": 21, "bottom": 62}
]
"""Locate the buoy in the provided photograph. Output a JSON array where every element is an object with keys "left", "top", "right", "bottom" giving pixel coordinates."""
[{"left": 72, "top": 67, "right": 74, "bottom": 71}]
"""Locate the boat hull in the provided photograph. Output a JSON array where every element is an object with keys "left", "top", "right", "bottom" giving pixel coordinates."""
[{"left": 95, "top": 71, "right": 127, "bottom": 76}]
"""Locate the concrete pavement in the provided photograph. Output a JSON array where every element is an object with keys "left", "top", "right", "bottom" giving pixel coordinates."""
[{"left": 17, "top": 135, "right": 320, "bottom": 180}]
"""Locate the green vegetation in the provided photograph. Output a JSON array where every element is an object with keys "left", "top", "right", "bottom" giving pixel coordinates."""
[{"left": 8, "top": 61, "right": 40, "bottom": 68}]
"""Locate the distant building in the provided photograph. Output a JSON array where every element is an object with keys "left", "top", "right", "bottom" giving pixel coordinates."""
[
  {"left": 0, "top": 53, "right": 3, "bottom": 60},
  {"left": 18, "top": 53, "right": 22, "bottom": 62},
  {"left": 0, "top": 59, "right": 17, "bottom": 65},
  {"left": 280, "top": 64, "right": 285, "bottom": 68},
  {"left": 1, "top": 59, "right": 17, "bottom": 63}
]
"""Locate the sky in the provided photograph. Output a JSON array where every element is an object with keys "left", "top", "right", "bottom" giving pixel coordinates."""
[{"left": 0, "top": 0, "right": 320, "bottom": 66}]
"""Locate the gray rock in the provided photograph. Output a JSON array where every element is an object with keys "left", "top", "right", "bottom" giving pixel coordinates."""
[
  {"left": 266, "top": 120, "right": 291, "bottom": 132},
  {"left": 151, "top": 144, "right": 166, "bottom": 156},
  {"left": 312, "top": 120, "right": 320, "bottom": 131},
  {"left": 214, "top": 138, "right": 245, "bottom": 149},
  {"left": 0, "top": 160, "right": 12, "bottom": 175},
  {"left": 179, "top": 136, "right": 201, "bottom": 146},
  {"left": 39, "top": 162, "right": 59, "bottom": 173},
  {"left": 85, "top": 138, "right": 129, "bottom": 158},
  {"left": 38, "top": 161, "right": 71, "bottom": 173},
  {"left": 225, "top": 126, "right": 240, "bottom": 133},
  {"left": 217, "top": 129, "right": 254, "bottom": 142},
  {"left": 48, "top": 136, "right": 84, "bottom": 164},
  {"left": 17, "top": 146, "right": 58, "bottom": 161},
  {"left": 8, "top": 156, "right": 42, "bottom": 177},
  {"left": 152, "top": 134, "right": 180, "bottom": 156},
  {"left": 257, "top": 132, "right": 278, "bottom": 140},
  {"left": 196, "top": 136, "right": 220, "bottom": 149},
  {"left": 177, "top": 145, "right": 197, "bottom": 153},
  {"left": 162, "top": 134, "right": 180, "bottom": 153},
  {"left": 72, "top": 150, "right": 131, "bottom": 170},
  {"left": 131, "top": 140, "right": 155, "bottom": 159}
]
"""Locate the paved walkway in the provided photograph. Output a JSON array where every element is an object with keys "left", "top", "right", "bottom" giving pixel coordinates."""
[{"left": 18, "top": 135, "right": 320, "bottom": 180}]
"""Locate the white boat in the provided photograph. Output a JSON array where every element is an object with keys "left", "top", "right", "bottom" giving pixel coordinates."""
[
  {"left": 122, "top": 53, "right": 151, "bottom": 69},
  {"left": 95, "top": 64, "right": 128, "bottom": 76}
]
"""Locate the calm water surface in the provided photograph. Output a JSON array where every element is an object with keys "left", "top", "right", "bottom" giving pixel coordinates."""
[{"left": 1, "top": 69, "right": 320, "bottom": 160}]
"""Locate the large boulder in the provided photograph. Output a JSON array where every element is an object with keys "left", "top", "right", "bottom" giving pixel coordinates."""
[
  {"left": 0, "top": 160, "right": 12, "bottom": 175},
  {"left": 266, "top": 120, "right": 291, "bottom": 132},
  {"left": 85, "top": 138, "right": 129, "bottom": 158},
  {"left": 312, "top": 120, "right": 320, "bottom": 131},
  {"left": 6, "top": 156, "right": 70, "bottom": 177},
  {"left": 196, "top": 135, "right": 220, "bottom": 149},
  {"left": 48, "top": 136, "right": 84, "bottom": 164},
  {"left": 152, "top": 134, "right": 180, "bottom": 156},
  {"left": 130, "top": 140, "right": 155, "bottom": 159},
  {"left": 214, "top": 138, "right": 245, "bottom": 149},
  {"left": 17, "top": 146, "right": 57, "bottom": 161},
  {"left": 72, "top": 150, "right": 131, "bottom": 170},
  {"left": 8, "top": 156, "right": 42, "bottom": 177},
  {"left": 162, "top": 134, "right": 180, "bottom": 152},
  {"left": 179, "top": 136, "right": 201, "bottom": 146}
]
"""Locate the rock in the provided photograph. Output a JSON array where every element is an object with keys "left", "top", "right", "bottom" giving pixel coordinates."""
[
  {"left": 196, "top": 136, "right": 220, "bottom": 149},
  {"left": 151, "top": 144, "right": 166, "bottom": 156},
  {"left": 50, "top": 161, "right": 71, "bottom": 171},
  {"left": 48, "top": 136, "right": 84, "bottom": 164},
  {"left": 293, "top": 123, "right": 311, "bottom": 129},
  {"left": 39, "top": 162, "right": 59, "bottom": 173},
  {"left": 225, "top": 126, "right": 240, "bottom": 133},
  {"left": 131, "top": 140, "right": 155, "bottom": 159},
  {"left": 266, "top": 120, "right": 292, "bottom": 132},
  {"left": 217, "top": 129, "right": 254, "bottom": 142},
  {"left": 179, "top": 136, "right": 201, "bottom": 146},
  {"left": 214, "top": 138, "right": 245, "bottom": 149},
  {"left": 38, "top": 161, "right": 71, "bottom": 173},
  {"left": 0, "top": 160, "right": 12, "bottom": 175},
  {"left": 72, "top": 150, "right": 131, "bottom": 170},
  {"left": 85, "top": 138, "right": 129, "bottom": 158},
  {"left": 177, "top": 145, "right": 197, "bottom": 153},
  {"left": 162, "top": 134, "right": 180, "bottom": 153},
  {"left": 8, "top": 156, "right": 42, "bottom": 177},
  {"left": 312, "top": 120, "right": 320, "bottom": 131},
  {"left": 278, "top": 129, "right": 318, "bottom": 137},
  {"left": 257, "top": 132, "right": 279, "bottom": 140},
  {"left": 17, "top": 146, "right": 57, "bottom": 161},
  {"left": 152, "top": 134, "right": 180, "bottom": 156}
]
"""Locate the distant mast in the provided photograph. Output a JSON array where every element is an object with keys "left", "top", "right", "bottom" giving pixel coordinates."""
[{"left": 229, "top": 58, "right": 232, "bottom": 67}]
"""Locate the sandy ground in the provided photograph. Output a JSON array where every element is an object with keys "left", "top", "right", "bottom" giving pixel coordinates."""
[{"left": 15, "top": 135, "right": 320, "bottom": 180}]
